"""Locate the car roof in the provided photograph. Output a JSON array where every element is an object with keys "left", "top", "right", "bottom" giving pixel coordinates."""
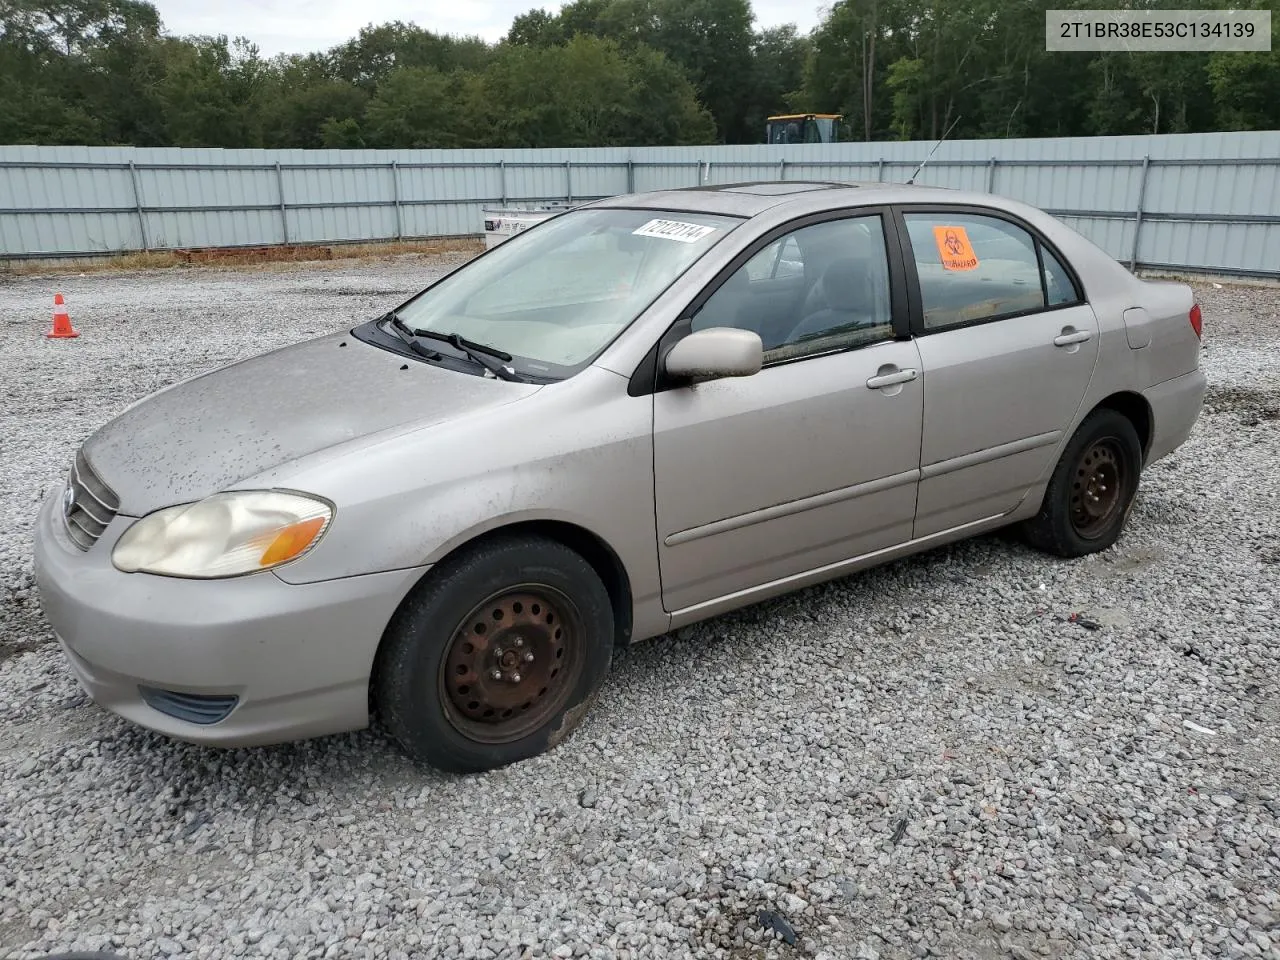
[{"left": 586, "top": 180, "right": 1014, "bottom": 219}]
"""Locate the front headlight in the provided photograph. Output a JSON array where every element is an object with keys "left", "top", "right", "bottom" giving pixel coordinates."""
[{"left": 112, "top": 490, "right": 333, "bottom": 578}]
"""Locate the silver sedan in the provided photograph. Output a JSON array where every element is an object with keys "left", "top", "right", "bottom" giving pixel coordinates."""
[{"left": 33, "top": 181, "right": 1206, "bottom": 771}]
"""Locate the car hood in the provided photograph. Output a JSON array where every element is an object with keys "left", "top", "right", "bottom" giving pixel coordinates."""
[{"left": 82, "top": 331, "right": 540, "bottom": 516}]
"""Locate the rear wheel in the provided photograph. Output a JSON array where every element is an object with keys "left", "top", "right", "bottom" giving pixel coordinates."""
[
  {"left": 1019, "top": 408, "right": 1142, "bottom": 558},
  {"left": 373, "top": 534, "right": 614, "bottom": 772}
]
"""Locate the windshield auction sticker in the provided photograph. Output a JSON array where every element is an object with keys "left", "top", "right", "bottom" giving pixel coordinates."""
[
  {"left": 933, "top": 226, "right": 980, "bottom": 271},
  {"left": 633, "top": 219, "right": 718, "bottom": 243}
]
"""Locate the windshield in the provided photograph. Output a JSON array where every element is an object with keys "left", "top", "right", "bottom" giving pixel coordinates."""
[
  {"left": 394, "top": 207, "right": 740, "bottom": 378},
  {"left": 811, "top": 117, "right": 837, "bottom": 142}
]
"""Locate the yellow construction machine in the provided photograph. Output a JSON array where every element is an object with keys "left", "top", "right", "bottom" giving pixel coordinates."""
[{"left": 765, "top": 113, "right": 844, "bottom": 144}]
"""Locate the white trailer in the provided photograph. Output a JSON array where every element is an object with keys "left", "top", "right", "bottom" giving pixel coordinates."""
[{"left": 480, "top": 203, "right": 574, "bottom": 249}]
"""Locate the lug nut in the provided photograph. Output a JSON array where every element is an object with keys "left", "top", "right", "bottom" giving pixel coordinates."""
[
  {"left": 493, "top": 646, "right": 504, "bottom": 658},
  {"left": 510, "top": 672, "right": 522, "bottom": 684},
  {"left": 513, "top": 637, "right": 524, "bottom": 647},
  {"left": 490, "top": 669, "right": 503, "bottom": 680},
  {"left": 523, "top": 652, "right": 535, "bottom": 663}
]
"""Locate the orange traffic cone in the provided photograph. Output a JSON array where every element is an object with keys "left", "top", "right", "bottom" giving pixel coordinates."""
[{"left": 46, "top": 293, "right": 79, "bottom": 339}]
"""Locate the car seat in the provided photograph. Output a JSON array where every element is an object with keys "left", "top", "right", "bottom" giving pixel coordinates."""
[
  {"left": 783, "top": 258, "right": 883, "bottom": 344},
  {"left": 797, "top": 225, "right": 888, "bottom": 320}
]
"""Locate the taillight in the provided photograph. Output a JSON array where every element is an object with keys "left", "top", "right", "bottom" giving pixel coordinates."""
[{"left": 1189, "top": 303, "right": 1203, "bottom": 339}]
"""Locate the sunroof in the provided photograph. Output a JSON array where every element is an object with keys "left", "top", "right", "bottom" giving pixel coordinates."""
[{"left": 720, "top": 182, "right": 850, "bottom": 196}]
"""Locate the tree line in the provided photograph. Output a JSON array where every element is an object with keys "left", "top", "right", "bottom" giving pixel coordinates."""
[{"left": 1, "top": 0, "right": 1276, "bottom": 150}]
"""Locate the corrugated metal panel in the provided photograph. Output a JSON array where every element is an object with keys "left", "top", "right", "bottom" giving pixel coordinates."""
[{"left": 1, "top": 133, "right": 1278, "bottom": 276}]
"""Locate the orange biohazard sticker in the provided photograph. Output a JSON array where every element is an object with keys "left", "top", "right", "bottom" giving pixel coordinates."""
[{"left": 933, "top": 226, "right": 979, "bottom": 271}]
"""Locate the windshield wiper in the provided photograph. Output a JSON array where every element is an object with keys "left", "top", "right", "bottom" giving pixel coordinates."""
[
  {"left": 412, "top": 330, "right": 512, "bottom": 363},
  {"left": 411, "top": 330, "right": 521, "bottom": 381},
  {"left": 380, "top": 312, "right": 521, "bottom": 382},
  {"left": 383, "top": 311, "right": 443, "bottom": 361}
]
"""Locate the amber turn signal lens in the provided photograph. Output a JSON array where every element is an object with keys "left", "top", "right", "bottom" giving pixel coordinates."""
[{"left": 259, "top": 517, "right": 327, "bottom": 567}]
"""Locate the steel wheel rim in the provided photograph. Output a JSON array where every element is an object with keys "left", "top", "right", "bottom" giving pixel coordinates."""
[
  {"left": 1070, "top": 438, "right": 1125, "bottom": 539},
  {"left": 439, "top": 584, "right": 586, "bottom": 745}
]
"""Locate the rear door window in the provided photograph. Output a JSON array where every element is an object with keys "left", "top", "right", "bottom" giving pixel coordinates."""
[
  {"left": 901, "top": 211, "right": 1077, "bottom": 330},
  {"left": 1041, "top": 246, "right": 1082, "bottom": 306}
]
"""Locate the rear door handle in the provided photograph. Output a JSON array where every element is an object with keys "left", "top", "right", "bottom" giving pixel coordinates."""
[
  {"left": 1054, "top": 329, "right": 1092, "bottom": 346},
  {"left": 866, "top": 368, "right": 918, "bottom": 389}
]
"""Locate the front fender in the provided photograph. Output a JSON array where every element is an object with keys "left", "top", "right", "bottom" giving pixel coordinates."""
[{"left": 261, "top": 367, "right": 662, "bottom": 624}]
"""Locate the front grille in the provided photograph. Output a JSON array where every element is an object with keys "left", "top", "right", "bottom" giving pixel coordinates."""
[
  {"left": 139, "top": 687, "right": 239, "bottom": 725},
  {"left": 62, "top": 449, "right": 119, "bottom": 551}
]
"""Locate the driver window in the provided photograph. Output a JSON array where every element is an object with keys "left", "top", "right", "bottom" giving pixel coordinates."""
[{"left": 690, "top": 215, "right": 895, "bottom": 364}]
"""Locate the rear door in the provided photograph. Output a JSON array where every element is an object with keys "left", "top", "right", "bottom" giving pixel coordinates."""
[{"left": 894, "top": 206, "right": 1100, "bottom": 538}]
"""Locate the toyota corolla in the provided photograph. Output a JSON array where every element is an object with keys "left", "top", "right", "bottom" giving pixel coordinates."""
[{"left": 32, "top": 181, "right": 1206, "bottom": 772}]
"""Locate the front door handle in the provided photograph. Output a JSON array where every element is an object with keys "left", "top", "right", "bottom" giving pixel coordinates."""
[
  {"left": 1054, "top": 328, "right": 1092, "bottom": 347},
  {"left": 866, "top": 367, "right": 918, "bottom": 390}
]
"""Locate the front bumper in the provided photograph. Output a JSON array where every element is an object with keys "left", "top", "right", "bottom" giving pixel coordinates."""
[{"left": 31, "top": 485, "right": 427, "bottom": 747}]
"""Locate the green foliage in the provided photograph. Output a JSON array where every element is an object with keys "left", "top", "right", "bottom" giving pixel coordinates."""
[
  {"left": 0, "top": 0, "right": 1275, "bottom": 149},
  {"left": 363, "top": 66, "right": 505, "bottom": 149},
  {"left": 328, "top": 21, "right": 493, "bottom": 89},
  {"left": 156, "top": 36, "right": 267, "bottom": 147},
  {"left": 506, "top": 9, "right": 563, "bottom": 47},
  {"left": 1206, "top": 0, "right": 1280, "bottom": 131},
  {"left": 481, "top": 34, "right": 714, "bottom": 146},
  {"left": 319, "top": 117, "right": 364, "bottom": 148},
  {"left": 801, "top": 0, "right": 1279, "bottom": 141},
  {"left": 259, "top": 76, "right": 369, "bottom": 149}
]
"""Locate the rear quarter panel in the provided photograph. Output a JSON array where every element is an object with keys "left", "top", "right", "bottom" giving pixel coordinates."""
[
  {"left": 1124, "top": 277, "right": 1201, "bottom": 387},
  {"left": 989, "top": 198, "right": 1203, "bottom": 494}
]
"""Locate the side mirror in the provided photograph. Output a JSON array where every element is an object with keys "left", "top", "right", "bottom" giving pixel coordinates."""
[{"left": 663, "top": 327, "right": 763, "bottom": 382}]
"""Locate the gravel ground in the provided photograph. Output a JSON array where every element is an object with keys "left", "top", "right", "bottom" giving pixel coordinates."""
[{"left": 1, "top": 257, "right": 1278, "bottom": 960}]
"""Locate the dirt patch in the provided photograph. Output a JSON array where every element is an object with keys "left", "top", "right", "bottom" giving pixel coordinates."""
[
  {"left": 698, "top": 903, "right": 793, "bottom": 957},
  {"left": 1254, "top": 534, "right": 1280, "bottom": 566},
  {"left": 0, "top": 638, "right": 43, "bottom": 666},
  {"left": 0, "top": 238, "right": 484, "bottom": 278},
  {"left": 1203, "top": 385, "right": 1280, "bottom": 425},
  {"left": 293, "top": 286, "right": 419, "bottom": 298},
  {"left": 1105, "top": 546, "right": 1167, "bottom": 574}
]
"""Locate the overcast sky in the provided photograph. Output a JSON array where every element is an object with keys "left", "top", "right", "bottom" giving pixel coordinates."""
[{"left": 150, "top": 0, "right": 827, "bottom": 56}]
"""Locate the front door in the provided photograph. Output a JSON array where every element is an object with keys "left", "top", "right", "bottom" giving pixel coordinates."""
[
  {"left": 896, "top": 207, "right": 1101, "bottom": 538},
  {"left": 652, "top": 212, "right": 925, "bottom": 615}
]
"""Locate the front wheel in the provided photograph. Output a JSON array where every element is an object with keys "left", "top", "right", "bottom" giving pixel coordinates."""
[
  {"left": 1019, "top": 408, "right": 1143, "bottom": 558},
  {"left": 373, "top": 534, "right": 614, "bottom": 772}
]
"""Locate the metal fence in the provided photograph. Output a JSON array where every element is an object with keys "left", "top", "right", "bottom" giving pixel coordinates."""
[{"left": 2, "top": 131, "right": 1278, "bottom": 278}]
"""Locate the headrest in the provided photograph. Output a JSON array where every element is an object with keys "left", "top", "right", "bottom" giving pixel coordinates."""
[{"left": 822, "top": 258, "right": 871, "bottom": 311}]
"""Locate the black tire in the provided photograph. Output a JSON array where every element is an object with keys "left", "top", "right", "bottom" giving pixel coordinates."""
[
  {"left": 372, "top": 534, "right": 614, "bottom": 773},
  {"left": 1019, "top": 408, "right": 1143, "bottom": 558}
]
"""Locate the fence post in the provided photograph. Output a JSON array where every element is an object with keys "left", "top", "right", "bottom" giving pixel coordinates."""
[
  {"left": 127, "top": 160, "right": 149, "bottom": 252},
  {"left": 626, "top": 157, "right": 635, "bottom": 194},
  {"left": 986, "top": 157, "right": 998, "bottom": 193},
  {"left": 778, "top": 158, "right": 786, "bottom": 180},
  {"left": 498, "top": 159, "right": 507, "bottom": 206},
  {"left": 1129, "top": 155, "right": 1151, "bottom": 271},
  {"left": 565, "top": 160, "right": 573, "bottom": 204},
  {"left": 390, "top": 161, "right": 402, "bottom": 240},
  {"left": 274, "top": 161, "right": 289, "bottom": 245},
  {"left": 876, "top": 158, "right": 885, "bottom": 182},
  {"left": 696, "top": 158, "right": 703, "bottom": 185}
]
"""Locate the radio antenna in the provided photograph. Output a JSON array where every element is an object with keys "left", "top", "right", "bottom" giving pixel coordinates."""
[{"left": 906, "top": 114, "right": 962, "bottom": 185}]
